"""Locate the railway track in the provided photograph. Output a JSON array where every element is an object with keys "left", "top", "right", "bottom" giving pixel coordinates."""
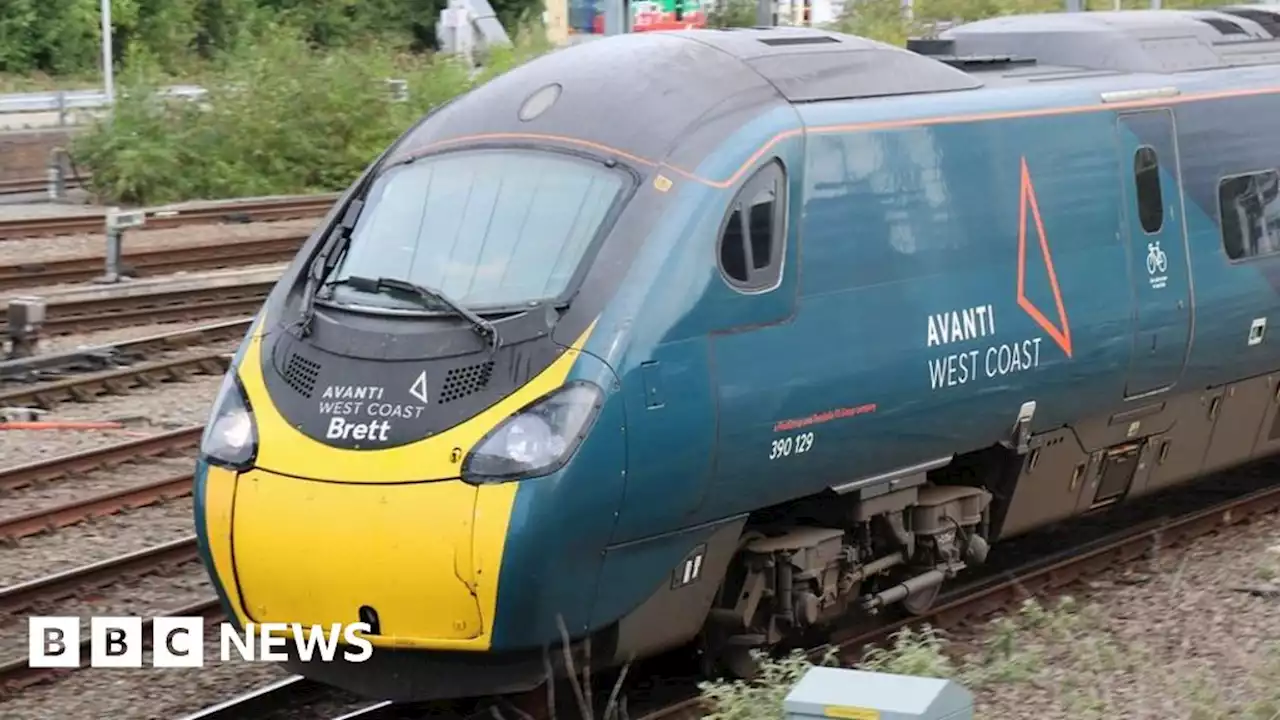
[
  {"left": 0, "top": 176, "right": 89, "bottom": 197},
  {"left": 0, "top": 425, "right": 202, "bottom": 493},
  {"left": 0, "top": 235, "right": 304, "bottom": 291},
  {"left": 174, "top": 676, "right": 400, "bottom": 720},
  {"left": 0, "top": 281, "right": 272, "bottom": 338},
  {"left": 0, "top": 428, "right": 208, "bottom": 692},
  {"left": 0, "top": 351, "right": 231, "bottom": 408},
  {"left": 0, "top": 317, "right": 252, "bottom": 383},
  {"left": 0, "top": 472, "right": 193, "bottom": 541},
  {"left": 0, "top": 597, "right": 221, "bottom": 694},
  {"left": 2, "top": 435, "right": 1274, "bottom": 714},
  {"left": 0, "top": 194, "right": 337, "bottom": 240},
  {"left": 164, "top": 467, "right": 1280, "bottom": 720},
  {"left": 0, "top": 426, "right": 204, "bottom": 540},
  {"left": 0, "top": 536, "right": 198, "bottom": 615}
]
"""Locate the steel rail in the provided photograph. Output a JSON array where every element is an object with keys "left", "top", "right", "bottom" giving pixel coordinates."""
[
  {"left": 0, "top": 194, "right": 337, "bottom": 240},
  {"left": 0, "top": 318, "right": 251, "bottom": 383},
  {"left": 173, "top": 676, "right": 334, "bottom": 720},
  {"left": 0, "top": 283, "right": 273, "bottom": 337},
  {"left": 0, "top": 351, "right": 231, "bottom": 408},
  {"left": 0, "top": 597, "right": 221, "bottom": 694},
  {"left": 0, "top": 235, "right": 304, "bottom": 290},
  {"left": 0, "top": 425, "right": 202, "bottom": 491},
  {"left": 0, "top": 535, "right": 198, "bottom": 614},
  {"left": 0, "top": 176, "right": 88, "bottom": 197},
  {"left": 0, "top": 472, "right": 194, "bottom": 541},
  {"left": 177, "top": 680, "right": 458, "bottom": 720},
  {"left": 329, "top": 702, "right": 399, "bottom": 719}
]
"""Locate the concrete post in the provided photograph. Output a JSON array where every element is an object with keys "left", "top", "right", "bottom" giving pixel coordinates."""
[
  {"left": 6, "top": 298, "right": 47, "bottom": 359},
  {"left": 47, "top": 148, "right": 67, "bottom": 202}
]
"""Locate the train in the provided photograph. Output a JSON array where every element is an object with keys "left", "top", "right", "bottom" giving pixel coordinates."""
[{"left": 194, "top": 7, "right": 1280, "bottom": 702}]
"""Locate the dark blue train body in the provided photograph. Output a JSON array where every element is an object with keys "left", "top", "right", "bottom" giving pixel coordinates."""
[{"left": 193, "top": 8, "right": 1280, "bottom": 701}]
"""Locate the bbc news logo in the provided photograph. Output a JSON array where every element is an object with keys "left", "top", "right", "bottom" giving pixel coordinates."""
[{"left": 29, "top": 617, "right": 374, "bottom": 668}]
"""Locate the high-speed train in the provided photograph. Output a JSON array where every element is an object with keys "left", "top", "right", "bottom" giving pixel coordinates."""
[{"left": 194, "top": 8, "right": 1280, "bottom": 701}]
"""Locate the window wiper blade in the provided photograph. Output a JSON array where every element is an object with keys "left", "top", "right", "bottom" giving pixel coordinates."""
[
  {"left": 296, "top": 196, "right": 366, "bottom": 338},
  {"left": 334, "top": 275, "right": 501, "bottom": 350}
]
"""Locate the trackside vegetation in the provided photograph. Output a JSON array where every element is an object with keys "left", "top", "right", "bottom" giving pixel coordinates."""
[
  {"left": 50, "top": 0, "right": 1227, "bottom": 205},
  {"left": 697, "top": 597, "right": 1280, "bottom": 719},
  {"left": 0, "top": 0, "right": 544, "bottom": 79},
  {"left": 70, "top": 24, "right": 551, "bottom": 205}
]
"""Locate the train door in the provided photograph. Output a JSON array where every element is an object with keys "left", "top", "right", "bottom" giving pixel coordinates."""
[
  {"left": 1116, "top": 109, "right": 1192, "bottom": 397},
  {"left": 705, "top": 156, "right": 806, "bottom": 515}
]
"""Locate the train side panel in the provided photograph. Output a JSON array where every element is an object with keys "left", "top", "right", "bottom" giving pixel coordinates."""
[
  {"left": 694, "top": 93, "right": 1130, "bottom": 518},
  {"left": 1174, "top": 87, "right": 1280, "bottom": 388}
]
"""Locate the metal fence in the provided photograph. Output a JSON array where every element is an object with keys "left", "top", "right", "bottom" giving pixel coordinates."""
[
  {"left": 0, "top": 82, "right": 416, "bottom": 128},
  {"left": 0, "top": 86, "right": 207, "bottom": 117}
]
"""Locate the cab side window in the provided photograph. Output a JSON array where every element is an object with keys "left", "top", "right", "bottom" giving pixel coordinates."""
[{"left": 718, "top": 161, "right": 786, "bottom": 292}]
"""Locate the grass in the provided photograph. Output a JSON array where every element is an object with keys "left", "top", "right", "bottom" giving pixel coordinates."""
[{"left": 0, "top": 71, "right": 109, "bottom": 94}]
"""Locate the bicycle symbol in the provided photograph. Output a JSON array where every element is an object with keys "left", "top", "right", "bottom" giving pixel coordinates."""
[{"left": 1146, "top": 241, "right": 1168, "bottom": 275}]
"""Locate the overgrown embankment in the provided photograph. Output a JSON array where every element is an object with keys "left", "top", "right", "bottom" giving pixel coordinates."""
[{"left": 71, "top": 27, "right": 550, "bottom": 206}]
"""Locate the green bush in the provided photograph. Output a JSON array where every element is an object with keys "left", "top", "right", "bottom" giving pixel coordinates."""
[
  {"left": 72, "top": 24, "right": 552, "bottom": 206},
  {"left": 0, "top": 0, "right": 546, "bottom": 76}
]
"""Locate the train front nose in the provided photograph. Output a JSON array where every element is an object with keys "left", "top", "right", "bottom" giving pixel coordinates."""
[
  {"left": 230, "top": 469, "right": 488, "bottom": 642},
  {"left": 194, "top": 316, "right": 615, "bottom": 659}
]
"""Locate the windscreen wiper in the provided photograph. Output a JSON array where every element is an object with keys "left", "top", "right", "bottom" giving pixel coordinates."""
[
  {"left": 294, "top": 156, "right": 429, "bottom": 337},
  {"left": 296, "top": 198, "right": 364, "bottom": 337},
  {"left": 328, "top": 275, "right": 501, "bottom": 350}
]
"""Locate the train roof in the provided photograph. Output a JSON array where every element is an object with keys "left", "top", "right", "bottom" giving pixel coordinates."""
[
  {"left": 385, "top": 10, "right": 1280, "bottom": 174},
  {"left": 932, "top": 9, "right": 1280, "bottom": 75},
  {"left": 660, "top": 27, "right": 984, "bottom": 101}
]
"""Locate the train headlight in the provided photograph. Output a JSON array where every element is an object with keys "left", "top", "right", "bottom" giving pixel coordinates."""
[
  {"left": 200, "top": 371, "right": 258, "bottom": 471},
  {"left": 462, "top": 381, "right": 604, "bottom": 484}
]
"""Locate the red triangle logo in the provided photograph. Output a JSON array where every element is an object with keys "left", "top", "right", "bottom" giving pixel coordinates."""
[{"left": 1016, "top": 156, "right": 1073, "bottom": 359}]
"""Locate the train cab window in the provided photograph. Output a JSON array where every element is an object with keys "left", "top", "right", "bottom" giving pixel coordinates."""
[
  {"left": 1134, "top": 146, "right": 1163, "bottom": 235},
  {"left": 717, "top": 161, "right": 786, "bottom": 291},
  {"left": 323, "top": 148, "right": 628, "bottom": 311},
  {"left": 1219, "top": 169, "right": 1280, "bottom": 261}
]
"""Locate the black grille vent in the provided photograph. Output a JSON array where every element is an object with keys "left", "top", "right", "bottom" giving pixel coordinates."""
[
  {"left": 283, "top": 352, "right": 321, "bottom": 398},
  {"left": 439, "top": 361, "right": 494, "bottom": 404}
]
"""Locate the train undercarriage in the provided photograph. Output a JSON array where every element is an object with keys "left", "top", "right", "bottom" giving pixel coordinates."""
[
  {"left": 697, "top": 368, "right": 1280, "bottom": 678},
  {"left": 698, "top": 456, "right": 998, "bottom": 678}
]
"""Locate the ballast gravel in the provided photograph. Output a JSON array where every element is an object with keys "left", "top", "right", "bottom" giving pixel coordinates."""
[
  {"left": 0, "top": 374, "right": 224, "bottom": 468},
  {"left": 0, "top": 452, "right": 195, "bottom": 518},
  {"left": 959, "top": 508, "right": 1280, "bottom": 718},
  {"left": 0, "top": 497, "right": 198, "bottom": 587},
  {"left": 0, "top": 561, "right": 212, "bottom": 655},
  {"left": 0, "top": 373, "right": 221, "bottom": 587},
  {"left": 0, "top": 626, "right": 293, "bottom": 720}
]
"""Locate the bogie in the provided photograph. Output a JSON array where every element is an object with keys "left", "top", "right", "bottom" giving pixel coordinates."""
[{"left": 700, "top": 476, "right": 994, "bottom": 669}]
